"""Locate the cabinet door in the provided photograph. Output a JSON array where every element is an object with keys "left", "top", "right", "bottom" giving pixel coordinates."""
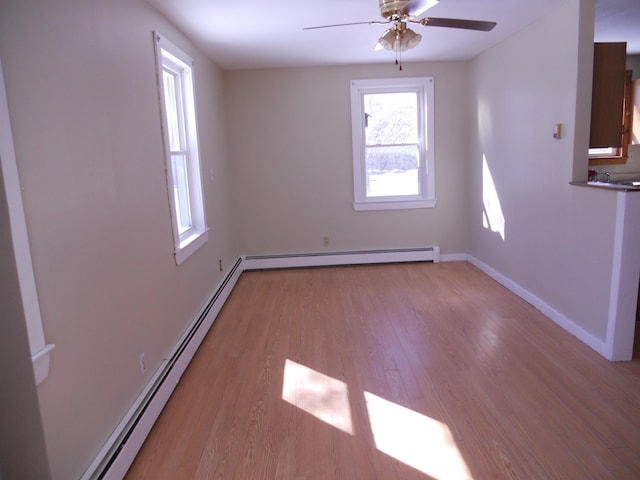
[{"left": 589, "top": 42, "right": 626, "bottom": 148}]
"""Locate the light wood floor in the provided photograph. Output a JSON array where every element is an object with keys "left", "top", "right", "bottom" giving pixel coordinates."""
[{"left": 126, "top": 262, "right": 640, "bottom": 479}]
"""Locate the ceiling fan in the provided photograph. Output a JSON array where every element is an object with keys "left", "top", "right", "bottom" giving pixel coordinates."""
[{"left": 304, "top": 0, "right": 496, "bottom": 69}]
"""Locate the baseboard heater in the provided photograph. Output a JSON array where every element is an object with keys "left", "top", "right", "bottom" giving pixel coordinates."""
[
  {"left": 243, "top": 246, "right": 440, "bottom": 270},
  {"left": 81, "top": 257, "right": 244, "bottom": 480},
  {"left": 82, "top": 246, "right": 438, "bottom": 478}
]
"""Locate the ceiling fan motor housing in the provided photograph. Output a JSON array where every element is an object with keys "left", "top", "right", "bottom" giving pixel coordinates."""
[{"left": 378, "top": 0, "right": 410, "bottom": 18}]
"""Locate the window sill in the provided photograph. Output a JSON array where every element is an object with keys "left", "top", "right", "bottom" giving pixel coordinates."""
[
  {"left": 33, "top": 343, "right": 55, "bottom": 385},
  {"left": 589, "top": 156, "right": 628, "bottom": 166},
  {"left": 353, "top": 198, "right": 436, "bottom": 211},
  {"left": 175, "top": 229, "right": 209, "bottom": 265}
]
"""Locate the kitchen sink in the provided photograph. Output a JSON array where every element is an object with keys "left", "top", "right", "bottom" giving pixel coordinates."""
[
  {"left": 586, "top": 180, "right": 640, "bottom": 189},
  {"left": 613, "top": 181, "right": 640, "bottom": 186}
]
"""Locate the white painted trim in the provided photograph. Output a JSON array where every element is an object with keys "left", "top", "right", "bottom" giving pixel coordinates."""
[
  {"left": 154, "top": 32, "right": 208, "bottom": 266},
  {"left": 604, "top": 192, "right": 626, "bottom": 360},
  {"left": 0, "top": 57, "right": 54, "bottom": 384},
  {"left": 350, "top": 77, "right": 436, "bottom": 209},
  {"left": 81, "top": 259, "right": 244, "bottom": 480},
  {"left": 604, "top": 192, "right": 640, "bottom": 361},
  {"left": 32, "top": 344, "right": 55, "bottom": 385},
  {"left": 174, "top": 228, "right": 209, "bottom": 265},
  {"left": 243, "top": 246, "right": 440, "bottom": 270},
  {"left": 468, "top": 255, "right": 607, "bottom": 357},
  {"left": 353, "top": 198, "right": 437, "bottom": 211}
]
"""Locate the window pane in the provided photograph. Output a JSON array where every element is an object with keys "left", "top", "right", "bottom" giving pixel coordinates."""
[
  {"left": 365, "top": 145, "right": 419, "bottom": 197},
  {"left": 364, "top": 92, "right": 418, "bottom": 145},
  {"left": 588, "top": 147, "right": 617, "bottom": 156},
  {"left": 162, "top": 70, "right": 182, "bottom": 151},
  {"left": 171, "top": 153, "right": 192, "bottom": 234}
]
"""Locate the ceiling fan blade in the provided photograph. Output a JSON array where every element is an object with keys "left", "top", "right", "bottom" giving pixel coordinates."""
[
  {"left": 304, "top": 20, "right": 388, "bottom": 30},
  {"left": 418, "top": 17, "right": 496, "bottom": 31},
  {"left": 401, "top": 0, "right": 440, "bottom": 17}
]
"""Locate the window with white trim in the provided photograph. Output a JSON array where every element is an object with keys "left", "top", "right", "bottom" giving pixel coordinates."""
[
  {"left": 154, "top": 32, "right": 208, "bottom": 264},
  {"left": 350, "top": 77, "right": 435, "bottom": 211}
]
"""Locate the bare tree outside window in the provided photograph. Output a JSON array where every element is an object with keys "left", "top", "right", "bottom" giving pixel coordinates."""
[{"left": 364, "top": 92, "right": 420, "bottom": 197}]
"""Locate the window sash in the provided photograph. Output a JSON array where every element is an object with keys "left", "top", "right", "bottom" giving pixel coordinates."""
[
  {"left": 364, "top": 144, "right": 420, "bottom": 197},
  {"left": 170, "top": 153, "right": 193, "bottom": 236},
  {"left": 364, "top": 91, "right": 420, "bottom": 146},
  {"left": 155, "top": 32, "right": 208, "bottom": 264},
  {"left": 162, "top": 68, "right": 185, "bottom": 152},
  {"left": 161, "top": 61, "right": 195, "bottom": 240},
  {"left": 359, "top": 88, "right": 426, "bottom": 200},
  {"left": 350, "top": 77, "right": 435, "bottom": 210}
]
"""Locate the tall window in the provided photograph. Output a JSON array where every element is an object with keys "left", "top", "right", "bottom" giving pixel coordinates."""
[
  {"left": 154, "top": 33, "right": 208, "bottom": 265},
  {"left": 350, "top": 77, "right": 435, "bottom": 211}
]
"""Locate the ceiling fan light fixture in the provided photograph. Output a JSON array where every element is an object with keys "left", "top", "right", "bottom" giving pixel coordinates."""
[
  {"left": 399, "top": 28, "right": 422, "bottom": 51},
  {"left": 377, "top": 29, "right": 397, "bottom": 50}
]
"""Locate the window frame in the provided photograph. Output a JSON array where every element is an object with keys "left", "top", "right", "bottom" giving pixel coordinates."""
[
  {"left": 154, "top": 32, "right": 208, "bottom": 265},
  {"left": 1, "top": 57, "right": 55, "bottom": 384},
  {"left": 350, "top": 77, "right": 436, "bottom": 211}
]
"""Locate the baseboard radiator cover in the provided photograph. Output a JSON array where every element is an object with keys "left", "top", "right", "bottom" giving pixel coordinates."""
[
  {"left": 243, "top": 246, "right": 440, "bottom": 270},
  {"left": 82, "top": 247, "right": 440, "bottom": 478},
  {"left": 81, "top": 257, "right": 244, "bottom": 480}
]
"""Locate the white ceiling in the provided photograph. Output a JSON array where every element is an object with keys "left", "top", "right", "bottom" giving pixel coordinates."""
[
  {"left": 594, "top": 0, "right": 640, "bottom": 52},
  {"left": 146, "top": 0, "right": 640, "bottom": 70}
]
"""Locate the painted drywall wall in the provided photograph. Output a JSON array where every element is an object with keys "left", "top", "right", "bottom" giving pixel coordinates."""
[
  {"left": 469, "top": 0, "right": 619, "bottom": 341},
  {"left": 627, "top": 55, "right": 640, "bottom": 80},
  {"left": 0, "top": 1, "right": 235, "bottom": 478},
  {"left": 225, "top": 62, "right": 470, "bottom": 256}
]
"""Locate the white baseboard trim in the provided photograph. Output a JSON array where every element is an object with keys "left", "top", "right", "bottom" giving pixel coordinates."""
[
  {"left": 243, "top": 246, "right": 440, "bottom": 270},
  {"left": 81, "top": 257, "right": 244, "bottom": 480},
  {"left": 468, "top": 255, "right": 606, "bottom": 357}
]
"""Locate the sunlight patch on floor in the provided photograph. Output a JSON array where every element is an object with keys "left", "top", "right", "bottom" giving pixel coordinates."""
[
  {"left": 365, "top": 391, "right": 473, "bottom": 480},
  {"left": 282, "top": 359, "right": 353, "bottom": 434}
]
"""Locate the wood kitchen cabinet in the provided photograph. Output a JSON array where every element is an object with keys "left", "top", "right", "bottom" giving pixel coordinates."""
[{"left": 589, "top": 42, "right": 626, "bottom": 149}]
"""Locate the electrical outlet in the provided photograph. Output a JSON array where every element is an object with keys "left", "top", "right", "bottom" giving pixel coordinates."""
[
  {"left": 322, "top": 236, "right": 330, "bottom": 246},
  {"left": 139, "top": 352, "right": 146, "bottom": 375}
]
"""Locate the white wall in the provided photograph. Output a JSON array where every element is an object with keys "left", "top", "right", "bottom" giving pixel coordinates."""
[
  {"left": 627, "top": 55, "right": 640, "bottom": 80},
  {"left": 0, "top": 1, "right": 235, "bottom": 478},
  {"left": 225, "top": 62, "right": 470, "bottom": 256},
  {"left": 0, "top": 0, "right": 634, "bottom": 477},
  {"left": 469, "top": 0, "right": 620, "bottom": 342}
]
